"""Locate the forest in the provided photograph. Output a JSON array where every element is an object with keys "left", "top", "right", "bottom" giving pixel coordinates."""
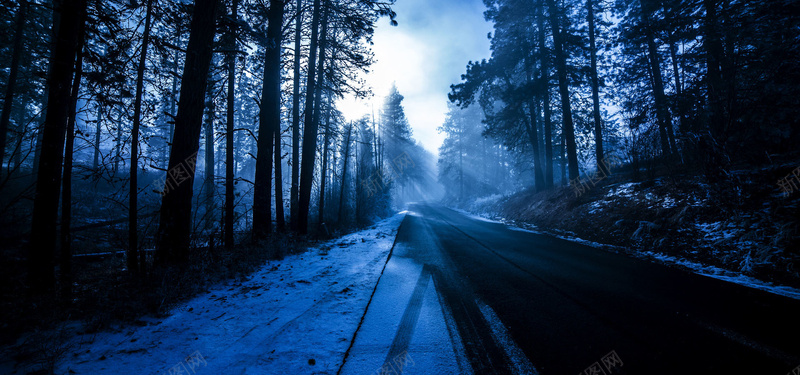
[
  {"left": 2, "top": 0, "right": 800, "bottom": 373},
  {"left": 442, "top": 0, "right": 800, "bottom": 197},
  {"left": 439, "top": 0, "right": 800, "bottom": 277},
  {"left": 0, "top": 0, "right": 437, "bottom": 346}
]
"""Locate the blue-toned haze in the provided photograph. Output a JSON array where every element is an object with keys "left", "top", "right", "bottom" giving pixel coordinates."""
[{"left": 337, "top": 0, "right": 493, "bottom": 155}]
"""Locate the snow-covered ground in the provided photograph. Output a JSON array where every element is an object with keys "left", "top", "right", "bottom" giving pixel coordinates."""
[
  {"left": 44, "top": 213, "right": 407, "bottom": 375},
  {"left": 5, "top": 209, "right": 538, "bottom": 375},
  {"left": 338, "top": 247, "right": 467, "bottom": 375}
]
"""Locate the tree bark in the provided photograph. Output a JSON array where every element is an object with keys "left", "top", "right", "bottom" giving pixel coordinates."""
[
  {"left": 129, "top": 0, "right": 153, "bottom": 275},
  {"left": 289, "top": 0, "right": 303, "bottom": 231},
  {"left": 668, "top": 31, "right": 688, "bottom": 140},
  {"left": 156, "top": 0, "right": 220, "bottom": 264},
  {"left": 641, "top": 0, "right": 672, "bottom": 157},
  {"left": 318, "top": 98, "right": 330, "bottom": 225},
  {"left": 704, "top": 0, "right": 724, "bottom": 141},
  {"left": 12, "top": 89, "right": 28, "bottom": 173},
  {"left": 0, "top": 0, "right": 28, "bottom": 172},
  {"left": 203, "top": 70, "right": 216, "bottom": 229},
  {"left": 587, "top": 0, "right": 605, "bottom": 173},
  {"left": 60, "top": 12, "right": 86, "bottom": 300},
  {"left": 560, "top": 131, "right": 566, "bottom": 185},
  {"left": 338, "top": 121, "right": 353, "bottom": 224},
  {"left": 29, "top": 0, "right": 86, "bottom": 294},
  {"left": 225, "top": 0, "right": 238, "bottom": 248},
  {"left": 274, "top": 126, "right": 285, "bottom": 230},
  {"left": 93, "top": 104, "right": 101, "bottom": 171},
  {"left": 536, "top": 0, "right": 553, "bottom": 188},
  {"left": 252, "top": 0, "right": 286, "bottom": 240},
  {"left": 297, "top": 0, "right": 325, "bottom": 234},
  {"left": 167, "top": 23, "right": 181, "bottom": 168},
  {"left": 526, "top": 63, "right": 544, "bottom": 191},
  {"left": 114, "top": 112, "right": 122, "bottom": 174},
  {"left": 33, "top": 0, "right": 62, "bottom": 178},
  {"left": 459, "top": 127, "right": 463, "bottom": 200},
  {"left": 545, "top": 0, "right": 579, "bottom": 181}
]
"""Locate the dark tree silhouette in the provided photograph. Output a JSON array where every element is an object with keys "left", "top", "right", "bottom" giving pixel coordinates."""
[
  {"left": 129, "top": 0, "right": 154, "bottom": 274},
  {"left": 297, "top": 0, "right": 324, "bottom": 234},
  {"left": 28, "top": 0, "right": 87, "bottom": 294},
  {"left": 156, "top": 0, "right": 220, "bottom": 264},
  {"left": 253, "top": 0, "right": 286, "bottom": 240}
]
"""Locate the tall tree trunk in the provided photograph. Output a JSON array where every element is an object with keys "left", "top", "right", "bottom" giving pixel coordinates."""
[
  {"left": 114, "top": 115, "right": 122, "bottom": 174},
  {"left": 289, "top": 0, "right": 303, "bottom": 231},
  {"left": 338, "top": 121, "right": 352, "bottom": 224},
  {"left": 587, "top": 0, "right": 605, "bottom": 173},
  {"left": 203, "top": 71, "right": 216, "bottom": 229},
  {"left": 560, "top": 131, "right": 566, "bottom": 185},
  {"left": 698, "top": 0, "right": 730, "bottom": 177},
  {"left": 526, "top": 63, "right": 544, "bottom": 191},
  {"left": 331, "top": 135, "right": 338, "bottom": 211},
  {"left": 129, "top": 0, "right": 153, "bottom": 275},
  {"left": 225, "top": 0, "right": 238, "bottom": 248},
  {"left": 355, "top": 130, "right": 361, "bottom": 224},
  {"left": 641, "top": 0, "right": 672, "bottom": 157},
  {"left": 545, "top": 0, "right": 579, "bottom": 181},
  {"left": 720, "top": 0, "right": 735, "bottom": 143},
  {"left": 114, "top": 102, "right": 125, "bottom": 174},
  {"left": 93, "top": 104, "right": 101, "bottom": 171},
  {"left": 156, "top": 0, "right": 219, "bottom": 264},
  {"left": 704, "top": 0, "right": 724, "bottom": 141},
  {"left": 376, "top": 111, "right": 383, "bottom": 177},
  {"left": 60, "top": 14, "right": 85, "bottom": 300},
  {"left": 297, "top": 0, "right": 325, "bottom": 234},
  {"left": 12, "top": 89, "right": 28, "bottom": 172},
  {"left": 459, "top": 128, "right": 463, "bottom": 200},
  {"left": 372, "top": 111, "right": 379, "bottom": 173},
  {"left": 318, "top": 98, "right": 330, "bottom": 225},
  {"left": 668, "top": 32, "right": 688, "bottom": 140},
  {"left": 33, "top": 119, "right": 44, "bottom": 175},
  {"left": 29, "top": 0, "right": 85, "bottom": 294},
  {"left": 537, "top": 1, "right": 553, "bottom": 188},
  {"left": 252, "top": 0, "right": 286, "bottom": 240},
  {"left": 0, "top": 0, "right": 28, "bottom": 172},
  {"left": 166, "top": 23, "right": 180, "bottom": 167},
  {"left": 274, "top": 126, "right": 285, "bottom": 230},
  {"left": 33, "top": 0, "right": 60, "bottom": 178}
]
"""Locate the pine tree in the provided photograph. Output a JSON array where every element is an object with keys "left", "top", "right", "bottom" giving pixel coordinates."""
[
  {"left": 156, "top": 0, "right": 220, "bottom": 264},
  {"left": 253, "top": 0, "right": 286, "bottom": 240},
  {"left": 29, "top": 0, "right": 88, "bottom": 293}
]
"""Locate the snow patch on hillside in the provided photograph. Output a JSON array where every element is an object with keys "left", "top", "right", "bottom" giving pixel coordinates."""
[
  {"left": 640, "top": 251, "right": 800, "bottom": 301},
  {"left": 458, "top": 201, "right": 800, "bottom": 302}
]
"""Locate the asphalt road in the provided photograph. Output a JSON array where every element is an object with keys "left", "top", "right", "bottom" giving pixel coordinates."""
[{"left": 396, "top": 203, "right": 800, "bottom": 374}]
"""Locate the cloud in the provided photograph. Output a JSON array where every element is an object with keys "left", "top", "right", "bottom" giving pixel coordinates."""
[{"left": 336, "top": 0, "right": 492, "bottom": 156}]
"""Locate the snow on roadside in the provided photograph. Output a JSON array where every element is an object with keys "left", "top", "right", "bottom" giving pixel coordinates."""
[
  {"left": 455, "top": 207, "right": 625, "bottom": 252},
  {"left": 450, "top": 207, "right": 504, "bottom": 225},
  {"left": 457, "top": 208, "right": 800, "bottom": 302},
  {"left": 52, "top": 213, "right": 406, "bottom": 375},
  {"left": 639, "top": 251, "right": 800, "bottom": 301}
]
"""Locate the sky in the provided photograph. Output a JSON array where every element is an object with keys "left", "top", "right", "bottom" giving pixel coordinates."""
[{"left": 336, "top": 0, "right": 493, "bottom": 156}]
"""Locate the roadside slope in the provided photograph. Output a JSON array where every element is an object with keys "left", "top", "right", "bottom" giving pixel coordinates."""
[
  {"left": 35, "top": 213, "right": 405, "bottom": 375},
  {"left": 461, "top": 168, "right": 800, "bottom": 291}
]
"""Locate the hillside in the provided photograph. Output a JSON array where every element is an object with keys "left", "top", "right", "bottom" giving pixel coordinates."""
[{"left": 459, "top": 163, "right": 800, "bottom": 290}]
